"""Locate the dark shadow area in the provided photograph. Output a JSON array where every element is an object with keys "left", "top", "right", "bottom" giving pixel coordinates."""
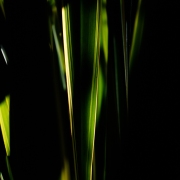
[{"left": 0, "top": 0, "right": 180, "bottom": 179}]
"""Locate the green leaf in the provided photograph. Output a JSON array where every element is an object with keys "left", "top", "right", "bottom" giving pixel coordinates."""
[
  {"left": 62, "top": 4, "right": 78, "bottom": 180},
  {"left": 80, "top": 0, "right": 101, "bottom": 179},
  {"left": 0, "top": 95, "right": 10, "bottom": 156},
  {"left": 129, "top": 0, "right": 145, "bottom": 72}
]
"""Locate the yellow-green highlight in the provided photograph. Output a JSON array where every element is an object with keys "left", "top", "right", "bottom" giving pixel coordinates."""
[
  {"left": 0, "top": 172, "right": 4, "bottom": 180},
  {"left": 0, "top": 95, "right": 10, "bottom": 156},
  {"left": 96, "top": 66, "right": 105, "bottom": 124},
  {"left": 62, "top": 6, "right": 78, "bottom": 180},
  {"left": 85, "top": 1, "right": 101, "bottom": 179},
  {"left": 62, "top": 5, "right": 74, "bottom": 95},
  {"left": 97, "top": 0, "right": 108, "bottom": 125},
  {"left": 59, "top": 158, "right": 71, "bottom": 180}
]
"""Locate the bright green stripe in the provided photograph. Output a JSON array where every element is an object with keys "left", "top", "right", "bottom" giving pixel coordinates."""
[
  {"left": 87, "top": 0, "right": 101, "bottom": 179},
  {"left": 0, "top": 96, "right": 10, "bottom": 156},
  {"left": 62, "top": 6, "right": 78, "bottom": 180},
  {"left": 66, "top": 5, "right": 74, "bottom": 95}
]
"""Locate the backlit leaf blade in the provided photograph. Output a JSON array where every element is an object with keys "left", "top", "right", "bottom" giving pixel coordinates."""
[
  {"left": 0, "top": 95, "right": 10, "bottom": 156},
  {"left": 80, "top": 0, "right": 101, "bottom": 179},
  {"left": 62, "top": 4, "right": 78, "bottom": 180},
  {"left": 129, "top": 0, "right": 145, "bottom": 72}
]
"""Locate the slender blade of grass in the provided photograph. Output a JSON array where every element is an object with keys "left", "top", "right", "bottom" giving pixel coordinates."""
[
  {"left": 52, "top": 24, "right": 66, "bottom": 90},
  {"left": 62, "top": 6, "right": 78, "bottom": 180},
  {"left": 120, "top": 0, "right": 128, "bottom": 110},
  {"left": 6, "top": 156, "right": 14, "bottom": 180},
  {"left": 0, "top": 95, "right": 10, "bottom": 156},
  {"left": 129, "top": 0, "right": 144, "bottom": 72},
  {"left": 80, "top": 0, "right": 101, "bottom": 179}
]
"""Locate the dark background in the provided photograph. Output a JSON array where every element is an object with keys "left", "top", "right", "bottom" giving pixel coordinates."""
[{"left": 0, "top": 0, "right": 180, "bottom": 179}]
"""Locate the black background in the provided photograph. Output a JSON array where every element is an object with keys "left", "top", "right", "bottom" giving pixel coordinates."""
[{"left": 0, "top": 0, "right": 180, "bottom": 179}]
